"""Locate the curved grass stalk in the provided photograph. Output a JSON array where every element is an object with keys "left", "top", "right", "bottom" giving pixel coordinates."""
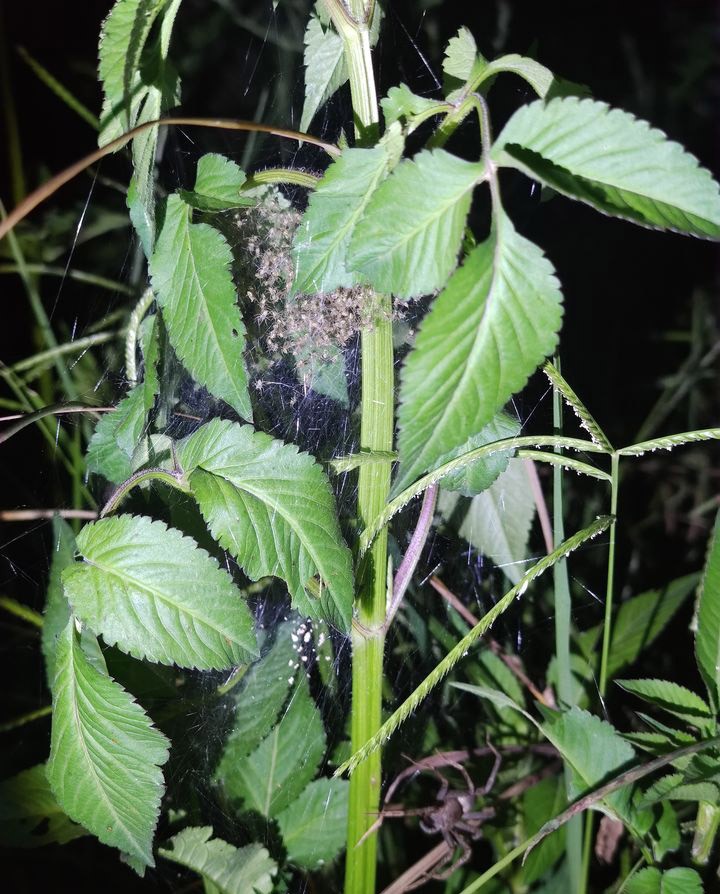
[
  {"left": 544, "top": 360, "right": 613, "bottom": 451},
  {"left": 0, "top": 263, "right": 134, "bottom": 293},
  {"left": 336, "top": 515, "right": 613, "bottom": 777},
  {"left": 99, "top": 466, "right": 190, "bottom": 518},
  {"left": 0, "top": 116, "right": 340, "bottom": 242},
  {"left": 17, "top": 46, "right": 99, "bottom": 130},
  {"left": 618, "top": 428, "right": 720, "bottom": 456},
  {"left": 516, "top": 449, "right": 611, "bottom": 481},
  {"left": 9, "top": 331, "right": 119, "bottom": 380},
  {"left": 359, "top": 435, "right": 607, "bottom": 556}
]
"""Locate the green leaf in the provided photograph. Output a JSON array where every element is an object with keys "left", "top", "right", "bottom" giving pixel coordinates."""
[
  {"left": 150, "top": 194, "right": 252, "bottom": 420},
  {"left": 214, "top": 623, "right": 295, "bottom": 780},
  {"left": 63, "top": 515, "right": 258, "bottom": 669},
  {"left": 617, "top": 679, "right": 714, "bottom": 730},
  {"left": 579, "top": 574, "right": 697, "bottom": 678},
  {"left": 522, "top": 776, "right": 566, "bottom": 885},
  {"left": 347, "top": 149, "right": 483, "bottom": 298},
  {"left": 540, "top": 706, "right": 637, "bottom": 822},
  {"left": 47, "top": 619, "right": 170, "bottom": 868},
  {"left": 625, "top": 866, "right": 704, "bottom": 894},
  {"left": 381, "top": 83, "right": 447, "bottom": 128},
  {"left": 434, "top": 412, "right": 519, "bottom": 497},
  {"left": 492, "top": 97, "right": 720, "bottom": 239},
  {"left": 442, "top": 26, "right": 487, "bottom": 86},
  {"left": 0, "top": 764, "right": 87, "bottom": 847},
  {"left": 292, "top": 135, "right": 402, "bottom": 295},
  {"left": 277, "top": 777, "right": 349, "bottom": 868},
  {"left": 86, "top": 388, "right": 146, "bottom": 484},
  {"left": 696, "top": 511, "right": 720, "bottom": 710},
  {"left": 97, "top": 0, "right": 166, "bottom": 143},
  {"left": 478, "top": 54, "right": 555, "bottom": 98},
  {"left": 42, "top": 517, "right": 77, "bottom": 686},
  {"left": 218, "top": 676, "right": 326, "bottom": 817},
  {"left": 438, "top": 457, "right": 536, "bottom": 585},
  {"left": 393, "top": 211, "right": 563, "bottom": 493},
  {"left": 300, "top": 346, "right": 349, "bottom": 406},
  {"left": 159, "top": 827, "right": 276, "bottom": 894},
  {"left": 178, "top": 419, "right": 354, "bottom": 630},
  {"left": 180, "top": 153, "right": 254, "bottom": 212},
  {"left": 640, "top": 773, "right": 719, "bottom": 807},
  {"left": 300, "top": 14, "right": 347, "bottom": 133}
]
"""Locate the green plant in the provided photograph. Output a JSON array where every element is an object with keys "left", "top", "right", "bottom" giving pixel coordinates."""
[{"left": 2, "top": 2, "right": 720, "bottom": 893}]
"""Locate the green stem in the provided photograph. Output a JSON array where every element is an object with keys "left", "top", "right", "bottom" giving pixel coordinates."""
[
  {"left": 599, "top": 451, "right": 620, "bottom": 697},
  {"left": 246, "top": 168, "right": 321, "bottom": 190},
  {"left": 99, "top": 466, "right": 190, "bottom": 518},
  {"left": 551, "top": 358, "right": 583, "bottom": 892},
  {"left": 326, "top": 4, "right": 393, "bottom": 892}
]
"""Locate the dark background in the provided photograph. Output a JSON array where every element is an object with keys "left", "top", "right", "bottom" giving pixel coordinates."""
[{"left": 1, "top": 1, "right": 718, "bottom": 890}]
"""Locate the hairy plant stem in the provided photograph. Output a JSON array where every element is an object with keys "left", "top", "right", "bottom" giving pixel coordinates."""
[{"left": 326, "top": 3, "right": 393, "bottom": 892}]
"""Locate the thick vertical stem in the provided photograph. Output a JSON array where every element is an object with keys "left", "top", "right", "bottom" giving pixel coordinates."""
[{"left": 323, "top": 2, "right": 394, "bottom": 892}]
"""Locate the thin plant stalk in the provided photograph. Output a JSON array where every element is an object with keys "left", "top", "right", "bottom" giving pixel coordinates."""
[
  {"left": 599, "top": 451, "right": 620, "bottom": 696},
  {"left": 551, "top": 360, "right": 584, "bottom": 893}
]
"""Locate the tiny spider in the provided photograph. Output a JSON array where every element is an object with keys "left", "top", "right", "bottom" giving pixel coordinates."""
[{"left": 370, "top": 743, "right": 502, "bottom": 889}]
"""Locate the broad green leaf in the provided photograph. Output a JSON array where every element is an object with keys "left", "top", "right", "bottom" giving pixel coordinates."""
[
  {"left": 63, "top": 515, "right": 258, "bottom": 669},
  {"left": 347, "top": 149, "right": 483, "bottom": 298},
  {"left": 492, "top": 97, "right": 720, "bottom": 239},
  {"left": 477, "top": 54, "right": 555, "bottom": 98},
  {"left": 214, "top": 623, "right": 295, "bottom": 781},
  {"left": 98, "top": 0, "right": 166, "bottom": 143},
  {"left": 522, "top": 776, "right": 566, "bottom": 885},
  {"left": 178, "top": 419, "right": 354, "bottom": 630},
  {"left": 579, "top": 574, "right": 697, "bottom": 678},
  {"left": 438, "top": 457, "right": 536, "bottom": 585},
  {"left": 159, "top": 827, "right": 276, "bottom": 894},
  {"left": 180, "top": 153, "right": 254, "bottom": 212},
  {"left": 292, "top": 132, "right": 403, "bottom": 295},
  {"left": 276, "top": 777, "right": 349, "bottom": 869},
  {"left": 150, "top": 194, "right": 252, "bottom": 420},
  {"left": 540, "top": 706, "right": 638, "bottom": 823},
  {"left": 42, "top": 517, "right": 77, "bottom": 686},
  {"left": 696, "top": 511, "right": 720, "bottom": 710},
  {"left": 381, "top": 83, "right": 447, "bottom": 128},
  {"left": 625, "top": 866, "right": 703, "bottom": 894},
  {"left": 219, "top": 676, "right": 326, "bottom": 817},
  {"left": 617, "top": 679, "right": 714, "bottom": 731},
  {"left": 434, "top": 412, "right": 520, "bottom": 497},
  {"left": 300, "top": 346, "right": 349, "bottom": 406},
  {"left": 86, "top": 388, "right": 146, "bottom": 484},
  {"left": 0, "top": 764, "right": 87, "bottom": 847},
  {"left": 442, "top": 26, "right": 486, "bottom": 86},
  {"left": 47, "top": 619, "right": 170, "bottom": 867},
  {"left": 393, "top": 211, "right": 562, "bottom": 493},
  {"left": 640, "top": 773, "right": 719, "bottom": 807},
  {"left": 300, "top": 14, "right": 347, "bottom": 133}
]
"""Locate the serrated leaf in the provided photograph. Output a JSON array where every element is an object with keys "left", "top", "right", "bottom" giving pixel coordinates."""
[
  {"left": 42, "top": 517, "right": 77, "bottom": 686},
  {"left": 180, "top": 153, "right": 254, "bottom": 211},
  {"left": 696, "top": 511, "right": 720, "bottom": 711},
  {"left": 159, "top": 827, "right": 276, "bottom": 894},
  {"left": 291, "top": 137, "right": 402, "bottom": 294},
  {"left": 219, "top": 676, "right": 326, "bottom": 817},
  {"left": 393, "top": 210, "right": 563, "bottom": 493},
  {"left": 150, "top": 194, "right": 252, "bottom": 420},
  {"left": 438, "top": 457, "right": 536, "bottom": 585},
  {"left": 0, "top": 764, "right": 87, "bottom": 848},
  {"left": 625, "top": 867, "right": 704, "bottom": 894},
  {"left": 300, "top": 15, "right": 347, "bottom": 133},
  {"left": 640, "top": 773, "right": 719, "bottom": 807},
  {"left": 579, "top": 575, "right": 697, "bottom": 678},
  {"left": 347, "top": 148, "right": 483, "bottom": 298},
  {"left": 214, "top": 624, "right": 295, "bottom": 781},
  {"left": 617, "top": 679, "right": 714, "bottom": 730},
  {"left": 541, "top": 706, "right": 637, "bottom": 823},
  {"left": 276, "top": 777, "right": 348, "bottom": 868},
  {"left": 381, "top": 83, "right": 446, "bottom": 127},
  {"left": 97, "top": 0, "right": 166, "bottom": 144},
  {"left": 86, "top": 388, "right": 147, "bottom": 484},
  {"left": 522, "top": 776, "right": 566, "bottom": 885},
  {"left": 492, "top": 97, "right": 720, "bottom": 239},
  {"left": 63, "top": 515, "right": 258, "bottom": 669},
  {"left": 435, "top": 411, "right": 520, "bottom": 497},
  {"left": 47, "top": 619, "right": 170, "bottom": 867},
  {"left": 478, "top": 54, "right": 555, "bottom": 97},
  {"left": 177, "top": 419, "right": 354, "bottom": 630},
  {"left": 443, "top": 27, "right": 486, "bottom": 85}
]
